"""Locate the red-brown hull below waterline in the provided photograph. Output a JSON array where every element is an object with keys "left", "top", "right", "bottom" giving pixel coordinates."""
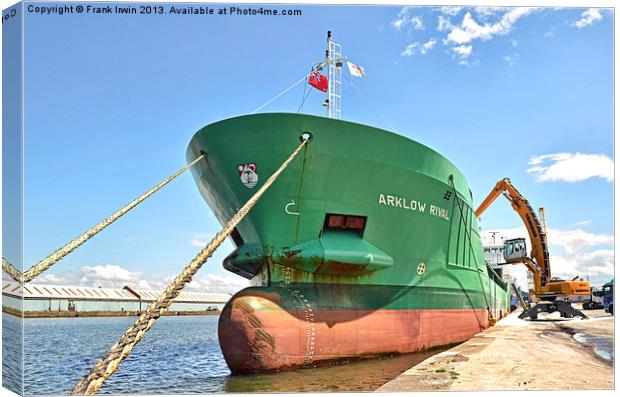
[{"left": 218, "top": 293, "right": 491, "bottom": 374}]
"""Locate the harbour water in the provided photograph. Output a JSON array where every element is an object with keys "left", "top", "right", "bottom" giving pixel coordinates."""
[
  {"left": 3, "top": 313, "right": 441, "bottom": 395},
  {"left": 573, "top": 332, "right": 614, "bottom": 362}
]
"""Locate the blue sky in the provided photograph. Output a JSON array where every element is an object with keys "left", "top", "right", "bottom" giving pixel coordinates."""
[{"left": 2, "top": 3, "right": 614, "bottom": 291}]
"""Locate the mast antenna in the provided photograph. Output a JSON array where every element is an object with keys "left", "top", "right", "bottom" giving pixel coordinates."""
[{"left": 326, "top": 31, "right": 342, "bottom": 119}]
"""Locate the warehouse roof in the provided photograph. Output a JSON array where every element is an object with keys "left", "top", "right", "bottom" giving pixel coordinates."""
[{"left": 2, "top": 282, "right": 232, "bottom": 303}]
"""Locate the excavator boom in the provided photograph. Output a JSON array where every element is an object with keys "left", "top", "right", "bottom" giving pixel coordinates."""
[{"left": 476, "top": 178, "right": 589, "bottom": 299}]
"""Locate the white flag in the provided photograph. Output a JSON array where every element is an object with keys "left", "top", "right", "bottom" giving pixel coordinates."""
[{"left": 347, "top": 61, "right": 365, "bottom": 78}]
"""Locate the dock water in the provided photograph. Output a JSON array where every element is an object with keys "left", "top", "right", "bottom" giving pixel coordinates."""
[
  {"left": 2, "top": 313, "right": 441, "bottom": 394},
  {"left": 4, "top": 306, "right": 612, "bottom": 394}
]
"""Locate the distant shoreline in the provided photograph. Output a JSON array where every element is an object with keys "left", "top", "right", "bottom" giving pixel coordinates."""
[{"left": 2, "top": 307, "right": 221, "bottom": 318}]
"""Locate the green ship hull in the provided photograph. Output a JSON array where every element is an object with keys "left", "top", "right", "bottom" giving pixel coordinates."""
[{"left": 187, "top": 113, "right": 510, "bottom": 373}]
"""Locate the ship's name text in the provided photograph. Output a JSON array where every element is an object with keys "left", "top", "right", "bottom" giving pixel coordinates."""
[{"left": 378, "top": 193, "right": 449, "bottom": 221}]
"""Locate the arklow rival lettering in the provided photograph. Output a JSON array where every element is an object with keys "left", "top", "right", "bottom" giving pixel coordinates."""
[{"left": 378, "top": 193, "right": 449, "bottom": 221}]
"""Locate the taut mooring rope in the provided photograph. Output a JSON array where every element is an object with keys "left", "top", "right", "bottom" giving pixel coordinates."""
[
  {"left": 19, "top": 154, "right": 205, "bottom": 284},
  {"left": 2, "top": 257, "right": 22, "bottom": 283},
  {"left": 71, "top": 137, "right": 309, "bottom": 395}
]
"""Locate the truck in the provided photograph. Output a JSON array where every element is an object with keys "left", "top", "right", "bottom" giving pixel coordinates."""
[
  {"left": 582, "top": 286, "right": 605, "bottom": 310},
  {"left": 602, "top": 279, "right": 613, "bottom": 315}
]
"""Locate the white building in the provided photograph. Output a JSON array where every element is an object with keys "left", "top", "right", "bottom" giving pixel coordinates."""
[
  {"left": 2, "top": 282, "right": 231, "bottom": 316},
  {"left": 481, "top": 231, "right": 517, "bottom": 285},
  {"left": 481, "top": 231, "right": 505, "bottom": 267}
]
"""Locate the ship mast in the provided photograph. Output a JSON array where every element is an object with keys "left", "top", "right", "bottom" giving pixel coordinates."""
[{"left": 326, "top": 31, "right": 343, "bottom": 119}]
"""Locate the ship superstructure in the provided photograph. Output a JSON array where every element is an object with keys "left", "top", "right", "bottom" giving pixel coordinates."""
[{"left": 481, "top": 231, "right": 518, "bottom": 285}]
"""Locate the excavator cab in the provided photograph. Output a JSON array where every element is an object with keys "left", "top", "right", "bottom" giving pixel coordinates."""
[{"left": 503, "top": 238, "right": 527, "bottom": 264}]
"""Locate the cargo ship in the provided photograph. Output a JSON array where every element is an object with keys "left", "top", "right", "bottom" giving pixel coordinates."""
[{"left": 186, "top": 33, "right": 511, "bottom": 374}]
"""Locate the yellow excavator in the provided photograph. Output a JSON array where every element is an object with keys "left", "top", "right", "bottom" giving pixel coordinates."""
[{"left": 476, "top": 178, "right": 590, "bottom": 319}]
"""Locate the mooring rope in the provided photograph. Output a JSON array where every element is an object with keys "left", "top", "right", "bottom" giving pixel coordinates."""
[
  {"left": 251, "top": 74, "right": 311, "bottom": 114},
  {"left": 2, "top": 257, "right": 22, "bottom": 283},
  {"left": 297, "top": 75, "right": 313, "bottom": 113},
  {"left": 71, "top": 137, "right": 309, "bottom": 395},
  {"left": 251, "top": 63, "right": 325, "bottom": 114},
  {"left": 18, "top": 154, "right": 205, "bottom": 284}
]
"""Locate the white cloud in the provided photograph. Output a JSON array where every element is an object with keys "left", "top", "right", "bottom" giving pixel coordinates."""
[
  {"left": 80, "top": 264, "right": 142, "bottom": 285},
  {"left": 544, "top": 31, "right": 555, "bottom": 38},
  {"left": 423, "top": 38, "right": 437, "bottom": 51},
  {"left": 189, "top": 233, "right": 214, "bottom": 247},
  {"left": 547, "top": 228, "right": 614, "bottom": 256},
  {"left": 3, "top": 270, "right": 16, "bottom": 282},
  {"left": 453, "top": 45, "right": 472, "bottom": 57},
  {"left": 482, "top": 227, "right": 614, "bottom": 288},
  {"left": 573, "top": 8, "right": 603, "bottom": 28},
  {"left": 549, "top": 246, "right": 614, "bottom": 282},
  {"left": 503, "top": 53, "right": 519, "bottom": 66},
  {"left": 449, "top": 44, "right": 473, "bottom": 66},
  {"left": 574, "top": 250, "right": 614, "bottom": 278},
  {"left": 437, "top": 15, "right": 454, "bottom": 32},
  {"left": 400, "top": 45, "right": 416, "bottom": 56},
  {"left": 396, "top": 7, "right": 536, "bottom": 66},
  {"left": 391, "top": 7, "right": 425, "bottom": 31},
  {"left": 437, "top": 7, "right": 536, "bottom": 65},
  {"left": 391, "top": 7, "right": 411, "bottom": 30},
  {"left": 445, "top": 8, "right": 536, "bottom": 45},
  {"left": 401, "top": 38, "right": 437, "bottom": 57},
  {"left": 188, "top": 273, "right": 248, "bottom": 293},
  {"left": 411, "top": 16, "right": 424, "bottom": 30},
  {"left": 29, "top": 264, "right": 248, "bottom": 294},
  {"left": 438, "top": 6, "right": 462, "bottom": 16},
  {"left": 475, "top": 7, "right": 510, "bottom": 19},
  {"left": 527, "top": 153, "right": 614, "bottom": 183}
]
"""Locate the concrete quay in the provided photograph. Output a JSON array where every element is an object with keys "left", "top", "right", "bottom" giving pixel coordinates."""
[{"left": 377, "top": 308, "right": 613, "bottom": 391}]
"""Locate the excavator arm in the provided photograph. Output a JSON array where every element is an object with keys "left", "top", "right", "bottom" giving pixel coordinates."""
[
  {"left": 475, "top": 178, "right": 552, "bottom": 296},
  {"left": 476, "top": 178, "right": 591, "bottom": 320}
]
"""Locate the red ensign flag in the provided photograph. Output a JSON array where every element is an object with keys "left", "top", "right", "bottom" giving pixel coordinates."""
[{"left": 308, "top": 70, "right": 328, "bottom": 92}]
